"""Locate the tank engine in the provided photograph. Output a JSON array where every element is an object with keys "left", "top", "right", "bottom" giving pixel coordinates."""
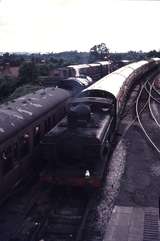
[{"left": 41, "top": 91, "right": 116, "bottom": 187}]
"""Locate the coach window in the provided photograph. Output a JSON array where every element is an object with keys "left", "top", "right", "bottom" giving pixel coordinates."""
[
  {"left": 13, "top": 142, "right": 19, "bottom": 166},
  {"left": 52, "top": 115, "right": 55, "bottom": 125},
  {"left": 48, "top": 117, "right": 51, "bottom": 129},
  {"left": 34, "top": 126, "right": 41, "bottom": 146},
  {"left": 45, "top": 117, "right": 51, "bottom": 132},
  {"left": 20, "top": 133, "right": 30, "bottom": 158},
  {"left": 45, "top": 120, "right": 48, "bottom": 132},
  {"left": 13, "top": 143, "right": 18, "bottom": 159},
  {"left": 59, "top": 107, "right": 65, "bottom": 119},
  {"left": 68, "top": 68, "right": 72, "bottom": 76},
  {"left": 2, "top": 150, "right": 13, "bottom": 175},
  {"left": 63, "top": 70, "right": 68, "bottom": 78}
]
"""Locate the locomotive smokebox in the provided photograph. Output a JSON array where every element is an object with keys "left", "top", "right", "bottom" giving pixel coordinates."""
[{"left": 67, "top": 104, "right": 91, "bottom": 127}]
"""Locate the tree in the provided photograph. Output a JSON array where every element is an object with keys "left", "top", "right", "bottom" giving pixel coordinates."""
[
  {"left": 89, "top": 43, "right": 109, "bottom": 62},
  {"left": 37, "top": 64, "right": 49, "bottom": 76},
  {"left": 3, "top": 52, "right": 10, "bottom": 64},
  {"left": 146, "top": 50, "right": 160, "bottom": 58},
  {"left": 0, "top": 75, "right": 19, "bottom": 101},
  {"left": 19, "top": 62, "right": 38, "bottom": 84}
]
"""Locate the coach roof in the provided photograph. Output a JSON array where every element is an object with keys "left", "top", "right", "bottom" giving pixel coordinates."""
[
  {"left": 81, "top": 60, "right": 148, "bottom": 98},
  {"left": 0, "top": 87, "right": 70, "bottom": 143}
]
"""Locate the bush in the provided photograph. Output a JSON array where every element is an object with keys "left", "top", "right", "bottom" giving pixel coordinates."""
[
  {"left": 19, "top": 62, "right": 38, "bottom": 84},
  {"left": 0, "top": 75, "right": 19, "bottom": 101}
]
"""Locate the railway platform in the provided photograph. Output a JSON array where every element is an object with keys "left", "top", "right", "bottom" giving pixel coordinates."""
[{"left": 104, "top": 205, "right": 159, "bottom": 241}]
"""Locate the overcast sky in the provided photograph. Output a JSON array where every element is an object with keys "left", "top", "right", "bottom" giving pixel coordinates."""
[{"left": 0, "top": 0, "right": 159, "bottom": 53}]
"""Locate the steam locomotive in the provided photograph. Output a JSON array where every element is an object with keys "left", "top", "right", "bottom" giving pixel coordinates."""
[{"left": 41, "top": 59, "right": 160, "bottom": 188}]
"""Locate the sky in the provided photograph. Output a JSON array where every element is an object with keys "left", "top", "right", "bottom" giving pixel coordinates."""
[{"left": 0, "top": 0, "right": 160, "bottom": 53}]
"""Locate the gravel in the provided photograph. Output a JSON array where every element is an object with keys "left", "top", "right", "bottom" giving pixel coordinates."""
[{"left": 83, "top": 139, "right": 127, "bottom": 241}]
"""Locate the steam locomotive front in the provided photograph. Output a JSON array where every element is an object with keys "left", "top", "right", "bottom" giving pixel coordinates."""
[{"left": 41, "top": 96, "right": 116, "bottom": 187}]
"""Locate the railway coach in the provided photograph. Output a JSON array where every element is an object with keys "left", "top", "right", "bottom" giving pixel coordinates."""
[
  {"left": 0, "top": 87, "right": 72, "bottom": 198},
  {"left": 41, "top": 59, "right": 160, "bottom": 188},
  {"left": 51, "top": 61, "right": 112, "bottom": 82}
]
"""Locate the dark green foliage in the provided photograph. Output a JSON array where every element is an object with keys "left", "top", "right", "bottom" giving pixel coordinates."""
[
  {"left": 3, "top": 52, "right": 10, "bottom": 63},
  {"left": 110, "top": 51, "right": 147, "bottom": 62},
  {"left": 2, "top": 52, "right": 24, "bottom": 66},
  {"left": 37, "top": 64, "right": 50, "bottom": 76},
  {"left": 53, "top": 51, "right": 89, "bottom": 64},
  {"left": 89, "top": 43, "right": 110, "bottom": 62},
  {"left": 0, "top": 49, "right": 159, "bottom": 104},
  {"left": 0, "top": 75, "right": 19, "bottom": 101},
  {"left": 19, "top": 62, "right": 38, "bottom": 84},
  {"left": 47, "top": 58, "right": 69, "bottom": 68},
  {"left": 146, "top": 50, "right": 160, "bottom": 58}
]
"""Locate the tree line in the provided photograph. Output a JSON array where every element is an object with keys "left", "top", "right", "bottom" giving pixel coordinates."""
[{"left": 0, "top": 44, "right": 160, "bottom": 101}]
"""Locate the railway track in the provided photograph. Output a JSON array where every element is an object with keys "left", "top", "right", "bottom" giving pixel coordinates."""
[
  {"left": 135, "top": 73, "right": 160, "bottom": 154},
  {"left": 120, "top": 69, "right": 160, "bottom": 146},
  {"left": 105, "top": 69, "right": 160, "bottom": 241},
  {"left": 0, "top": 180, "right": 93, "bottom": 241},
  {"left": 0, "top": 67, "right": 160, "bottom": 241}
]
